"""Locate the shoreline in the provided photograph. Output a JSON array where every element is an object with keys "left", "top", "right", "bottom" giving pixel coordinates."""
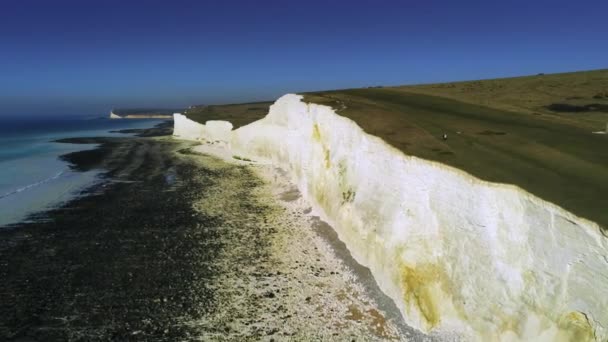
[
  {"left": 1, "top": 127, "right": 414, "bottom": 340},
  {"left": 0, "top": 120, "right": 172, "bottom": 228},
  {"left": 1, "top": 130, "right": 215, "bottom": 340},
  {"left": 252, "top": 163, "right": 429, "bottom": 340},
  {"left": 176, "top": 93, "right": 607, "bottom": 340}
]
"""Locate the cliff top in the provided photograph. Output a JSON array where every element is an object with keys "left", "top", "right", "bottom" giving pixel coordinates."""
[
  {"left": 186, "top": 69, "right": 608, "bottom": 228},
  {"left": 183, "top": 101, "right": 272, "bottom": 129},
  {"left": 303, "top": 69, "right": 608, "bottom": 229}
]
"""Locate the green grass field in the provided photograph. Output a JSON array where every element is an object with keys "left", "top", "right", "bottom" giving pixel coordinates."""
[
  {"left": 184, "top": 101, "right": 272, "bottom": 129},
  {"left": 188, "top": 69, "right": 608, "bottom": 228},
  {"left": 398, "top": 69, "right": 608, "bottom": 130}
]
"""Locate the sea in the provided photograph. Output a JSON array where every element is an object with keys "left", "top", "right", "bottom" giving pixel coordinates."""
[{"left": 0, "top": 116, "right": 165, "bottom": 227}]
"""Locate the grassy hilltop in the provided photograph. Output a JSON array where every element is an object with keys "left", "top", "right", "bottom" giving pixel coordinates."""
[
  {"left": 187, "top": 69, "right": 608, "bottom": 228},
  {"left": 184, "top": 101, "right": 273, "bottom": 129},
  {"left": 398, "top": 69, "right": 608, "bottom": 129}
]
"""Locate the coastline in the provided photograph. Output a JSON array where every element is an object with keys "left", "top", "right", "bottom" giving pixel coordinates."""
[
  {"left": 0, "top": 120, "right": 172, "bottom": 227},
  {"left": 1, "top": 128, "right": 211, "bottom": 340},
  {"left": 175, "top": 94, "right": 608, "bottom": 341},
  {"left": 184, "top": 153, "right": 419, "bottom": 340},
  {"left": 0, "top": 124, "right": 411, "bottom": 340}
]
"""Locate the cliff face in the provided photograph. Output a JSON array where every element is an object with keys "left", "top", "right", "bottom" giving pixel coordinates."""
[
  {"left": 173, "top": 114, "right": 232, "bottom": 144},
  {"left": 173, "top": 95, "right": 608, "bottom": 341}
]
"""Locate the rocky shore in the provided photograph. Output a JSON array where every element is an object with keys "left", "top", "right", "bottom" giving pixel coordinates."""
[{"left": 0, "top": 126, "right": 413, "bottom": 341}]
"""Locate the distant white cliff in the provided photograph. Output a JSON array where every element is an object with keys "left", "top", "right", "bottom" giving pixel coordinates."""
[{"left": 173, "top": 94, "right": 608, "bottom": 341}]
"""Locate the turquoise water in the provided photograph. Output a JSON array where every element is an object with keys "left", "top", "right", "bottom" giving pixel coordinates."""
[{"left": 0, "top": 117, "right": 165, "bottom": 227}]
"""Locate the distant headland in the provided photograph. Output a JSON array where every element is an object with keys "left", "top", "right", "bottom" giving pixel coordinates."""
[{"left": 109, "top": 108, "right": 181, "bottom": 119}]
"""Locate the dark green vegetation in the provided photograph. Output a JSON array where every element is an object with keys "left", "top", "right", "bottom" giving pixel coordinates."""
[
  {"left": 546, "top": 103, "right": 608, "bottom": 113},
  {"left": 184, "top": 101, "right": 272, "bottom": 129},
  {"left": 397, "top": 69, "right": 608, "bottom": 131},
  {"left": 302, "top": 69, "right": 608, "bottom": 228}
]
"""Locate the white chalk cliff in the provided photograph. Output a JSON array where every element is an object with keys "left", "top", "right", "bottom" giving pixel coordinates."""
[{"left": 173, "top": 94, "right": 608, "bottom": 341}]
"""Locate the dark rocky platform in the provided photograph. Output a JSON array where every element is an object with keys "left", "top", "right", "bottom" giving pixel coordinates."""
[{"left": 0, "top": 128, "right": 227, "bottom": 341}]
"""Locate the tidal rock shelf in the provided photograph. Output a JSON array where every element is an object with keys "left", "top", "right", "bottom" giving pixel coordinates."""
[{"left": 0, "top": 135, "right": 404, "bottom": 340}]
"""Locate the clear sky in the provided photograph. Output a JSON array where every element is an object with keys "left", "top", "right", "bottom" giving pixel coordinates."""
[{"left": 1, "top": 0, "right": 606, "bottom": 116}]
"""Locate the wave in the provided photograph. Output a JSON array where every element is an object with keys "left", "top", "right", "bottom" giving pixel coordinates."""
[{"left": 0, "top": 170, "right": 67, "bottom": 200}]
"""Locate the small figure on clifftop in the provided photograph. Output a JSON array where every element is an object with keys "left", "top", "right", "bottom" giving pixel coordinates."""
[{"left": 442, "top": 133, "right": 448, "bottom": 141}]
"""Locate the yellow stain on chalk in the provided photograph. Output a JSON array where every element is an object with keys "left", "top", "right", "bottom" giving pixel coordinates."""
[
  {"left": 557, "top": 311, "right": 595, "bottom": 342},
  {"left": 311, "top": 123, "right": 331, "bottom": 169},
  {"left": 324, "top": 147, "right": 331, "bottom": 169},
  {"left": 399, "top": 263, "right": 445, "bottom": 329},
  {"left": 312, "top": 123, "right": 322, "bottom": 142}
]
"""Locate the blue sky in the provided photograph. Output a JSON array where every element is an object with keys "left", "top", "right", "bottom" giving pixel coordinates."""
[{"left": 1, "top": 0, "right": 606, "bottom": 116}]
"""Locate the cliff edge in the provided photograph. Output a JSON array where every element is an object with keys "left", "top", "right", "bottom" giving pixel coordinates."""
[{"left": 173, "top": 94, "right": 608, "bottom": 341}]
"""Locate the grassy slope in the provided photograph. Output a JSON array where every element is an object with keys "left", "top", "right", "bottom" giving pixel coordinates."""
[
  {"left": 185, "top": 70, "right": 608, "bottom": 228},
  {"left": 397, "top": 69, "right": 608, "bottom": 130},
  {"left": 304, "top": 70, "right": 608, "bottom": 228},
  {"left": 184, "top": 101, "right": 273, "bottom": 129}
]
